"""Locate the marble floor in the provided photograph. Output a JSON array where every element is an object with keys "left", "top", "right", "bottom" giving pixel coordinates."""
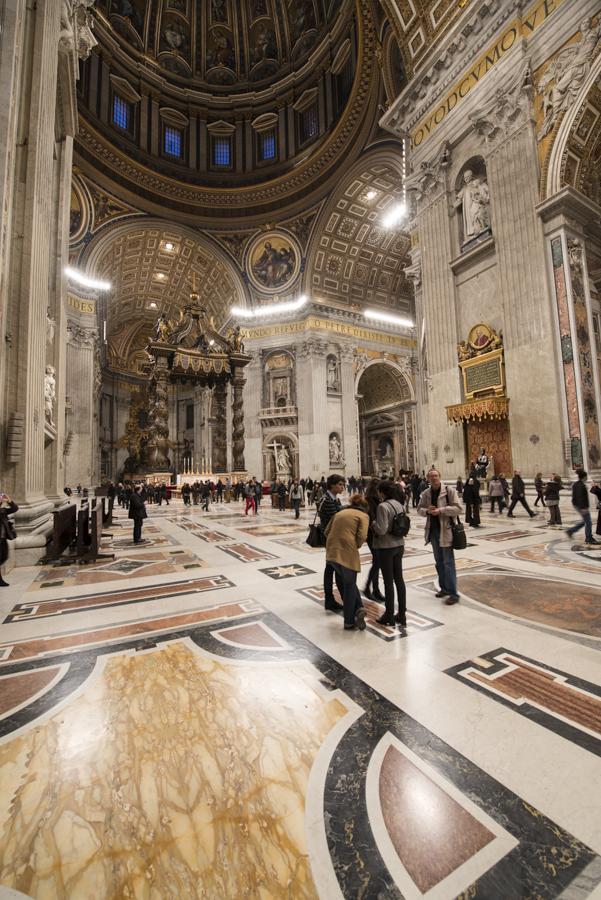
[{"left": 1, "top": 497, "right": 601, "bottom": 899}]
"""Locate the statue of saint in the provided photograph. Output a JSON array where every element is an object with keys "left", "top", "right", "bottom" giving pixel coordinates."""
[
  {"left": 277, "top": 445, "right": 291, "bottom": 472},
  {"left": 329, "top": 434, "right": 342, "bottom": 463},
  {"left": 44, "top": 365, "right": 56, "bottom": 423},
  {"left": 455, "top": 170, "right": 490, "bottom": 243},
  {"left": 327, "top": 356, "right": 339, "bottom": 390}
]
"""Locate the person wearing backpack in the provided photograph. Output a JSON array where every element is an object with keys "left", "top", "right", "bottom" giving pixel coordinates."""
[{"left": 372, "top": 480, "right": 408, "bottom": 627}]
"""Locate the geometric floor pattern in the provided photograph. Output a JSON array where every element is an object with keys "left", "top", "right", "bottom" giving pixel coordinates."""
[{"left": 1, "top": 497, "right": 601, "bottom": 898}]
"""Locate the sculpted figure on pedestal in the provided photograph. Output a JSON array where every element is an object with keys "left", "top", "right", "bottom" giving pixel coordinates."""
[
  {"left": 538, "top": 18, "right": 601, "bottom": 140},
  {"left": 455, "top": 169, "right": 490, "bottom": 244},
  {"left": 327, "top": 355, "right": 340, "bottom": 391},
  {"left": 44, "top": 366, "right": 56, "bottom": 424},
  {"left": 329, "top": 433, "right": 343, "bottom": 464},
  {"left": 59, "top": 0, "right": 98, "bottom": 59}
]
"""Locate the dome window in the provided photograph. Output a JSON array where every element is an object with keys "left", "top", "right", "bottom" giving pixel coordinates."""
[
  {"left": 212, "top": 136, "right": 232, "bottom": 168},
  {"left": 164, "top": 125, "right": 183, "bottom": 159},
  {"left": 112, "top": 95, "right": 131, "bottom": 132},
  {"left": 259, "top": 129, "right": 277, "bottom": 162}
]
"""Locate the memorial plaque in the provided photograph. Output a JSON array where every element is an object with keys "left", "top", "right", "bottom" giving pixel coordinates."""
[{"left": 465, "top": 356, "right": 502, "bottom": 395}]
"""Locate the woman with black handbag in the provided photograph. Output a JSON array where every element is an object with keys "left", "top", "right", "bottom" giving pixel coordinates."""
[{"left": 0, "top": 493, "right": 18, "bottom": 587}]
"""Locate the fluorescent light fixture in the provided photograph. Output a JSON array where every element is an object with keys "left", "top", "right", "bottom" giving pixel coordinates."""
[
  {"left": 149, "top": 301, "right": 158, "bottom": 309},
  {"left": 231, "top": 294, "right": 308, "bottom": 319},
  {"left": 155, "top": 272, "right": 166, "bottom": 280},
  {"left": 164, "top": 242, "right": 174, "bottom": 251},
  {"left": 381, "top": 202, "right": 406, "bottom": 229},
  {"left": 65, "top": 266, "right": 111, "bottom": 291},
  {"left": 365, "top": 189, "right": 377, "bottom": 200},
  {"left": 364, "top": 309, "right": 414, "bottom": 328}
]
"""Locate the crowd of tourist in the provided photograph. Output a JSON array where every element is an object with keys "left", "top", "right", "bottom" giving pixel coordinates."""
[{"left": 50, "top": 463, "right": 601, "bottom": 608}]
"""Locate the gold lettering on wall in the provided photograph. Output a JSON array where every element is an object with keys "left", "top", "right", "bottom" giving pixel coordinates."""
[
  {"left": 67, "top": 295, "right": 96, "bottom": 314},
  {"left": 242, "top": 316, "right": 416, "bottom": 348},
  {"left": 411, "top": 0, "right": 565, "bottom": 147}
]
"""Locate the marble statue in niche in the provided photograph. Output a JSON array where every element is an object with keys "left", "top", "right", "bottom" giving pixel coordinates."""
[
  {"left": 327, "top": 355, "right": 341, "bottom": 391},
  {"left": 329, "top": 432, "right": 343, "bottom": 464},
  {"left": 378, "top": 436, "right": 394, "bottom": 466},
  {"left": 538, "top": 18, "right": 601, "bottom": 140},
  {"left": 455, "top": 165, "right": 490, "bottom": 247},
  {"left": 46, "top": 309, "right": 56, "bottom": 345},
  {"left": 45, "top": 366, "right": 56, "bottom": 424}
]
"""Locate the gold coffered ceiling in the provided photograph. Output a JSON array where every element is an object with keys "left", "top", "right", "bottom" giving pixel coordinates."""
[
  {"left": 92, "top": 225, "right": 244, "bottom": 372},
  {"left": 358, "top": 362, "right": 411, "bottom": 413},
  {"left": 309, "top": 158, "right": 411, "bottom": 311}
]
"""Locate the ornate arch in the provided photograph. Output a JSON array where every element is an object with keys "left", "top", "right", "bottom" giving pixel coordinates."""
[
  {"left": 81, "top": 218, "right": 251, "bottom": 374},
  {"left": 355, "top": 357, "right": 415, "bottom": 406},
  {"left": 544, "top": 52, "right": 601, "bottom": 201}
]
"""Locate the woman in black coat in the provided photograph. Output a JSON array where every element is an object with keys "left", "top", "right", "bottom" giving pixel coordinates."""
[
  {"left": 363, "top": 478, "right": 384, "bottom": 602},
  {"left": 0, "top": 494, "right": 18, "bottom": 586},
  {"left": 591, "top": 481, "right": 601, "bottom": 535},
  {"left": 463, "top": 477, "right": 481, "bottom": 527}
]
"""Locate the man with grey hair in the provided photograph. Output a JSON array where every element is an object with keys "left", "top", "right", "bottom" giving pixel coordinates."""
[{"left": 418, "top": 469, "right": 462, "bottom": 605}]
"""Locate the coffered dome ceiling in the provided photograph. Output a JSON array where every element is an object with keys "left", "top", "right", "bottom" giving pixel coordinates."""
[{"left": 97, "top": 0, "right": 347, "bottom": 91}]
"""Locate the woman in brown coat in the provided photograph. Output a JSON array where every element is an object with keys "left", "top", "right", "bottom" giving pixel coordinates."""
[
  {"left": 325, "top": 494, "right": 369, "bottom": 630},
  {"left": 0, "top": 493, "right": 18, "bottom": 587}
]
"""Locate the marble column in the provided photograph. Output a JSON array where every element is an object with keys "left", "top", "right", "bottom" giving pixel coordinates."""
[
  {"left": 339, "top": 345, "right": 360, "bottom": 476},
  {"left": 64, "top": 319, "right": 99, "bottom": 488},
  {"left": 147, "top": 361, "right": 171, "bottom": 472},
  {"left": 411, "top": 157, "right": 465, "bottom": 477},
  {"left": 231, "top": 368, "right": 246, "bottom": 472},
  {"left": 193, "top": 386, "right": 203, "bottom": 471},
  {"left": 212, "top": 382, "right": 227, "bottom": 473},
  {"left": 538, "top": 188, "right": 601, "bottom": 473},
  {"left": 241, "top": 356, "right": 261, "bottom": 477},
  {"left": 297, "top": 338, "right": 329, "bottom": 477}
]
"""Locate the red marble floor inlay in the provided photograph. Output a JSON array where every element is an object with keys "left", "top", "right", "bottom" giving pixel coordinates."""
[
  {"left": 0, "top": 600, "right": 261, "bottom": 664},
  {"left": 469, "top": 656, "right": 601, "bottom": 736},
  {"left": 0, "top": 666, "right": 62, "bottom": 718},
  {"left": 213, "top": 623, "right": 283, "bottom": 649},
  {"left": 379, "top": 745, "right": 494, "bottom": 892},
  {"left": 457, "top": 573, "right": 601, "bottom": 636}
]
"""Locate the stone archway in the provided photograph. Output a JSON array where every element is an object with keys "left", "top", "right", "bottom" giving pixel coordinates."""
[
  {"left": 356, "top": 360, "right": 416, "bottom": 475},
  {"left": 79, "top": 220, "right": 250, "bottom": 479}
]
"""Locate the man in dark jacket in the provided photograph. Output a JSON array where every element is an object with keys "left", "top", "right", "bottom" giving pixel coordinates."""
[
  {"left": 566, "top": 469, "right": 599, "bottom": 544},
  {"left": 128, "top": 485, "right": 147, "bottom": 543},
  {"left": 319, "top": 474, "right": 345, "bottom": 610},
  {"left": 507, "top": 470, "right": 535, "bottom": 518}
]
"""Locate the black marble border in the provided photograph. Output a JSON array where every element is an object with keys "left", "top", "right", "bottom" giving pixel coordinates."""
[
  {"left": 445, "top": 647, "right": 601, "bottom": 758},
  {"left": 0, "top": 613, "right": 598, "bottom": 898}
]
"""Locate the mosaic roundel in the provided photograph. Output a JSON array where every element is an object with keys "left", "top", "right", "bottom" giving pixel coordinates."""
[{"left": 246, "top": 231, "right": 301, "bottom": 294}]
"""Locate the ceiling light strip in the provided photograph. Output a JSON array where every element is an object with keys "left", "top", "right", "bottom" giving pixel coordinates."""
[
  {"left": 231, "top": 295, "right": 308, "bottom": 319},
  {"left": 65, "top": 266, "right": 111, "bottom": 291},
  {"left": 364, "top": 309, "right": 414, "bottom": 328}
]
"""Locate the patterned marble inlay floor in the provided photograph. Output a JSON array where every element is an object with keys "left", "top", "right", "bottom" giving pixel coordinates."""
[{"left": 1, "top": 497, "right": 600, "bottom": 899}]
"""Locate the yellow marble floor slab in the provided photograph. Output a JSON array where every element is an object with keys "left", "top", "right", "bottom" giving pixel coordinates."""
[{"left": 0, "top": 642, "right": 347, "bottom": 899}]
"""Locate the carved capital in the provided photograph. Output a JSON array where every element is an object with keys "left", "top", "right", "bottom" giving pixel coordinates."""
[
  {"left": 67, "top": 323, "right": 97, "bottom": 347},
  {"left": 406, "top": 141, "right": 451, "bottom": 203}
]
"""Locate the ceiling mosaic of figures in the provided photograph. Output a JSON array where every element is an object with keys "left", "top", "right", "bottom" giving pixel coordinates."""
[{"left": 97, "top": 0, "right": 347, "bottom": 90}]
